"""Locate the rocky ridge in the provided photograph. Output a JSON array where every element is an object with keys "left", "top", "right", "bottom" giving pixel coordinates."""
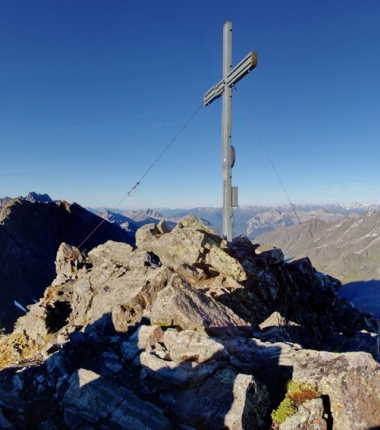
[
  {"left": 0, "top": 215, "right": 379, "bottom": 429},
  {"left": 0, "top": 198, "right": 133, "bottom": 332}
]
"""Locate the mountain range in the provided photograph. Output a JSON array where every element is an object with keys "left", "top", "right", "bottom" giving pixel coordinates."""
[
  {"left": 92, "top": 203, "right": 380, "bottom": 239},
  {"left": 255, "top": 211, "right": 380, "bottom": 316},
  {"left": 3, "top": 192, "right": 380, "bottom": 325}
]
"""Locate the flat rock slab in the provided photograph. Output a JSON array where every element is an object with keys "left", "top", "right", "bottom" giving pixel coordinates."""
[
  {"left": 63, "top": 368, "right": 171, "bottom": 429},
  {"left": 163, "top": 329, "right": 229, "bottom": 363},
  {"left": 140, "top": 351, "right": 224, "bottom": 387}
]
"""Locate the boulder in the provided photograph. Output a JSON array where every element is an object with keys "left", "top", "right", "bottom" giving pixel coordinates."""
[
  {"left": 52, "top": 243, "right": 83, "bottom": 286},
  {"left": 135, "top": 223, "right": 159, "bottom": 248},
  {"left": 84, "top": 266, "right": 172, "bottom": 329},
  {"left": 151, "top": 274, "right": 252, "bottom": 338},
  {"left": 87, "top": 240, "right": 133, "bottom": 269},
  {"left": 136, "top": 215, "right": 246, "bottom": 282},
  {"left": 162, "top": 367, "right": 271, "bottom": 430}
]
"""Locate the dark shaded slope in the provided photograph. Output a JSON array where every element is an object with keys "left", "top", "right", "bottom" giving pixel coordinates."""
[{"left": 0, "top": 198, "right": 133, "bottom": 332}]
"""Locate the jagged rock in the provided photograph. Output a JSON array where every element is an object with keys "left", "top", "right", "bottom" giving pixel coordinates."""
[
  {"left": 163, "top": 329, "right": 229, "bottom": 363},
  {"left": 46, "top": 352, "right": 70, "bottom": 389},
  {"left": 0, "top": 388, "right": 27, "bottom": 413},
  {"left": 71, "top": 279, "right": 93, "bottom": 327},
  {"left": 135, "top": 223, "right": 160, "bottom": 248},
  {"left": 151, "top": 274, "right": 252, "bottom": 338},
  {"left": 171, "top": 262, "right": 207, "bottom": 283},
  {"left": 136, "top": 215, "right": 246, "bottom": 282},
  {"left": 101, "top": 351, "right": 123, "bottom": 374},
  {"left": 252, "top": 311, "right": 303, "bottom": 343},
  {"left": 157, "top": 219, "right": 169, "bottom": 234},
  {"left": 2, "top": 212, "right": 380, "bottom": 429},
  {"left": 279, "top": 398, "right": 327, "bottom": 430},
  {"left": 52, "top": 243, "right": 83, "bottom": 286},
  {"left": 204, "top": 244, "right": 247, "bottom": 281},
  {"left": 161, "top": 367, "right": 271, "bottom": 430},
  {"left": 63, "top": 368, "right": 171, "bottom": 429},
  {"left": 14, "top": 282, "right": 73, "bottom": 347}
]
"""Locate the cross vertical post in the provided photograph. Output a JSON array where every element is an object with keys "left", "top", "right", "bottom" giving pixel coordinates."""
[
  {"left": 222, "top": 21, "right": 233, "bottom": 242},
  {"left": 204, "top": 21, "right": 257, "bottom": 242}
]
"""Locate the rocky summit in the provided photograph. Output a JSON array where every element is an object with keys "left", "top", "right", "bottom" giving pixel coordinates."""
[{"left": 0, "top": 215, "right": 380, "bottom": 429}]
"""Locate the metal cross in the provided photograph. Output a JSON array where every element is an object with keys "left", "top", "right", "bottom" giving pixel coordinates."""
[{"left": 204, "top": 21, "right": 257, "bottom": 242}]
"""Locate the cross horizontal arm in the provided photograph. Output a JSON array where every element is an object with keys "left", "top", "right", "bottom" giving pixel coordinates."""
[
  {"left": 204, "top": 51, "right": 258, "bottom": 106},
  {"left": 204, "top": 80, "right": 224, "bottom": 106},
  {"left": 226, "top": 51, "right": 257, "bottom": 87}
]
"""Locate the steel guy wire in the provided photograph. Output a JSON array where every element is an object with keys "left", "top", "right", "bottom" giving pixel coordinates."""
[
  {"left": 77, "top": 101, "right": 204, "bottom": 250},
  {"left": 233, "top": 86, "right": 301, "bottom": 225}
]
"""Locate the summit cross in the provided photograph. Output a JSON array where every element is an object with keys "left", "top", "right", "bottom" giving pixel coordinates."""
[{"left": 204, "top": 21, "right": 257, "bottom": 242}]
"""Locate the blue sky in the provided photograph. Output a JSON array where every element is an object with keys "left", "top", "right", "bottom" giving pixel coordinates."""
[{"left": 1, "top": 1, "right": 379, "bottom": 210}]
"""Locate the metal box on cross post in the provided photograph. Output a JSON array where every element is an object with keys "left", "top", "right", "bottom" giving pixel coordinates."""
[{"left": 232, "top": 186, "right": 238, "bottom": 207}]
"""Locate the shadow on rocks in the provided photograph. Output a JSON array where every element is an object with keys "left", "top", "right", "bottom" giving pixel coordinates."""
[
  {"left": 338, "top": 279, "right": 380, "bottom": 319},
  {"left": 0, "top": 311, "right": 292, "bottom": 430}
]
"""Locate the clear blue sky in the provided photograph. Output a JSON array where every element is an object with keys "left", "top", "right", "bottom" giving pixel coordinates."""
[{"left": 1, "top": 1, "right": 379, "bottom": 210}]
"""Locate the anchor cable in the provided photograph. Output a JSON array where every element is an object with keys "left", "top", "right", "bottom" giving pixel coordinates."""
[
  {"left": 77, "top": 101, "right": 204, "bottom": 250},
  {"left": 233, "top": 86, "right": 301, "bottom": 225}
]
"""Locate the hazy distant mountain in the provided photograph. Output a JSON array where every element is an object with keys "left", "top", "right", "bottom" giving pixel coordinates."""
[
  {"left": 255, "top": 211, "right": 380, "bottom": 315},
  {"left": 245, "top": 208, "right": 357, "bottom": 239},
  {"left": 0, "top": 192, "right": 53, "bottom": 209},
  {"left": 256, "top": 210, "right": 380, "bottom": 283},
  {"left": 24, "top": 191, "right": 53, "bottom": 203},
  {"left": 159, "top": 204, "right": 379, "bottom": 239},
  {"left": 94, "top": 208, "right": 213, "bottom": 234}
]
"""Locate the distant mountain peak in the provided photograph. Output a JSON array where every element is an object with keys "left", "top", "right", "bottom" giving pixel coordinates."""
[{"left": 24, "top": 192, "right": 53, "bottom": 203}]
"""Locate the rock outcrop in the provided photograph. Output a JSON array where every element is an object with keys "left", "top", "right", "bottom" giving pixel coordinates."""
[
  {"left": 0, "top": 198, "right": 133, "bottom": 332},
  {"left": 0, "top": 214, "right": 379, "bottom": 429}
]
